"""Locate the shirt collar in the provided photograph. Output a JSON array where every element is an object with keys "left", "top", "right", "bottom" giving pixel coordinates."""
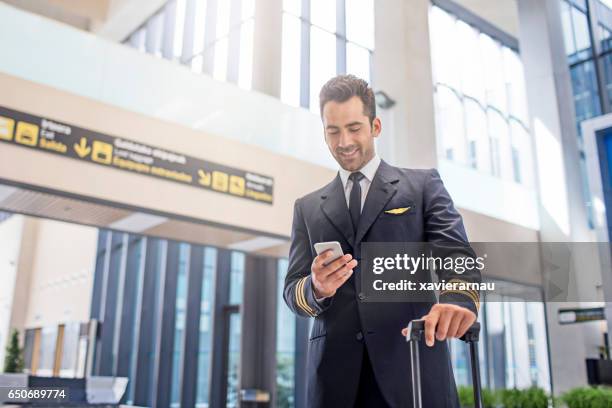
[{"left": 338, "top": 154, "right": 381, "bottom": 189}]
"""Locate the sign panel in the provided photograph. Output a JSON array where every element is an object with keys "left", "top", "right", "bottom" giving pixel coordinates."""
[
  {"left": 0, "top": 106, "right": 274, "bottom": 204},
  {"left": 558, "top": 307, "right": 605, "bottom": 325}
]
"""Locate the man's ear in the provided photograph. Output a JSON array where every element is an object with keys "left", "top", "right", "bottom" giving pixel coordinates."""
[{"left": 372, "top": 117, "right": 382, "bottom": 138}]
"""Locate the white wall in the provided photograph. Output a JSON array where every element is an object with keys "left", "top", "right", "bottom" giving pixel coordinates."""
[
  {"left": 0, "top": 215, "right": 24, "bottom": 369},
  {"left": 24, "top": 219, "right": 98, "bottom": 327}
]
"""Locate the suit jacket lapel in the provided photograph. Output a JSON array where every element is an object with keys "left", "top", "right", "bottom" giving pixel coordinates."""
[
  {"left": 355, "top": 160, "right": 399, "bottom": 245},
  {"left": 320, "top": 174, "right": 355, "bottom": 248}
]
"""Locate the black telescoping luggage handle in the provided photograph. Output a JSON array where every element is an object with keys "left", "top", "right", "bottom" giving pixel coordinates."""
[{"left": 406, "top": 319, "right": 483, "bottom": 408}]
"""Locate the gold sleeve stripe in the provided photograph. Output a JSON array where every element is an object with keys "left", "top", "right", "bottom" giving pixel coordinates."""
[
  {"left": 446, "top": 287, "right": 480, "bottom": 308},
  {"left": 299, "top": 276, "right": 316, "bottom": 316},
  {"left": 295, "top": 277, "right": 315, "bottom": 316},
  {"left": 445, "top": 279, "right": 480, "bottom": 302},
  {"left": 294, "top": 278, "right": 308, "bottom": 315},
  {"left": 440, "top": 289, "right": 480, "bottom": 311}
]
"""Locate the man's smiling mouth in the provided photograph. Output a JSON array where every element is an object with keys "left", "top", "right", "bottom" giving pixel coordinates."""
[{"left": 339, "top": 148, "right": 359, "bottom": 158}]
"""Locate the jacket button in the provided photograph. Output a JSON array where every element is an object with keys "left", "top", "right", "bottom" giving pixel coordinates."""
[
  {"left": 356, "top": 331, "right": 364, "bottom": 341},
  {"left": 358, "top": 292, "right": 366, "bottom": 301}
]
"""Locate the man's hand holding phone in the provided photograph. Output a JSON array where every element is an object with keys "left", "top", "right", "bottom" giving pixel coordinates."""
[{"left": 311, "top": 250, "right": 358, "bottom": 299}]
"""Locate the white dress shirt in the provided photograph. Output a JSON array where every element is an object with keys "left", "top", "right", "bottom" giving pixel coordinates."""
[
  {"left": 315, "top": 155, "right": 382, "bottom": 303},
  {"left": 338, "top": 154, "right": 382, "bottom": 213}
]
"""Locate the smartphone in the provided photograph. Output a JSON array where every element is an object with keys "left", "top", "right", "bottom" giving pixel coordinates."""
[{"left": 314, "top": 241, "right": 344, "bottom": 266}]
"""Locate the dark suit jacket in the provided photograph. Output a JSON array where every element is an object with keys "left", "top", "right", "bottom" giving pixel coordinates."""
[{"left": 284, "top": 160, "right": 481, "bottom": 408}]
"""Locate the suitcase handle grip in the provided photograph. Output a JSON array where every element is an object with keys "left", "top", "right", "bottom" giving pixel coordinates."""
[
  {"left": 406, "top": 319, "right": 483, "bottom": 408},
  {"left": 406, "top": 319, "right": 480, "bottom": 343}
]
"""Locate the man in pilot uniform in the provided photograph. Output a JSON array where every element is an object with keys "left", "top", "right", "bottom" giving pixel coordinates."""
[{"left": 283, "top": 75, "right": 481, "bottom": 407}]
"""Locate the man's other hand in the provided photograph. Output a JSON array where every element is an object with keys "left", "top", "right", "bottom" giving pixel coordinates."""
[
  {"left": 400, "top": 303, "right": 476, "bottom": 347},
  {"left": 311, "top": 251, "right": 358, "bottom": 298}
]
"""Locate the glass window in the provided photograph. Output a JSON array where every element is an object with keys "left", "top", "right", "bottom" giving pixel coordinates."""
[
  {"left": 173, "top": 0, "right": 187, "bottom": 60},
  {"left": 226, "top": 313, "right": 241, "bottom": 408},
  {"left": 435, "top": 86, "right": 466, "bottom": 165},
  {"left": 430, "top": 6, "right": 533, "bottom": 185},
  {"left": 23, "top": 329, "right": 35, "bottom": 373},
  {"left": 429, "top": 7, "right": 462, "bottom": 89},
  {"left": 215, "top": 0, "right": 232, "bottom": 40},
  {"left": 170, "top": 243, "right": 190, "bottom": 407},
  {"left": 124, "top": 0, "right": 253, "bottom": 88},
  {"left": 560, "top": 0, "right": 607, "bottom": 229},
  {"left": 481, "top": 34, "right": 507, "bottom": 114},
  {"left": 476, "top": 294, "right": 551, "bottom": 391},
  {"left": 458, "top": 21, "right": 486, "bottom": 102},
  {"left": 145, "top": 11, "right": 165, "bottom": 57},
  {"left": 508, "top": 301, "right": 532, "bottom": 388},
  {"left": 283, "top": 0, "right": 301, "bottom": 16},
  {"left": 196, "top": 247, "right": 217, "bottom": 407},
  {"left": 210, "top": 0, "right": 231, "bottom": 82},
  {"left": 226, "top": 250, "right": 245, "bottom": 407},
  {"left": 129, "top": 28, "right": 146, "bottom": 52},
  {"left": 346, "top": 43, "right": 371, "bottom": 85},
  {"left": 190, "top": 0, "right": 208, "bottom": 68},
  {"left": 37, "top": 326, "right": 58, "bottom": 377},
  {"left": 561, "top": 1, "right": 577, "bottom": 57},
  {"left": 572, "top": 6, "right": 592, "bottom": 57},
  {"left": 561, "top": 0, "right": 593, "bottom": 63},
  {"left": 309, "top": 26, "right": 337, "bottom": 113},
  {"left": 242, "top": 0, "right": 255, "bottom": 20},
  {"left": 503, "top": 48, "right": 529, "bottom": 124},
  {"left": 281, "top": 12, "right": 302, "bottom": 107},
  {"left": 147, "top": 239, "right": 167, "bottom": 407},
  {"left": 230, "top": 252, "right": 245, "bottom": 304},
  {"left": 281, "top": 0, "right": 375, "bottom": 110},
  {"left": 601, "top": 23, "right": 612, "bottom": 53},
  {"left": 602, "top": 53, "right": 612, "bottom": 111},
  {"left": 213, "top": 37, "right": 230, "bottom": 82},
  {"left": 526, "top": 302, "right": 551, "bottom": 391},
  {"left": 487, "top": 110, "right": 513, "bottom": 180},
  {"left": 465, "top": 98, "right": 490, "bottom": 173},
  {"left": 59, "top": 323, "right": 80, "bottom": 378},
  {"left": 449, "top": 338, "right": 470, "bottom": 386},
  {"left": 571, "top": 60, "right": 603, "bottom": 125},
  {"left": 484, "top": 297, "right": 506, "bottom": 389},
  {"left": 346, "top": 0, "right": 374, "bottom": 49},
  {"left": 311, "top": 0, "right": 336, "bottom": 32},
  {"left": 125, "top": 238, "right": 145, "bottom": 404},
  {"left": 276, "top": 259, "right": 296, "bottom": 408},
  {"left": 510, "top": 121, "right": 534, "bottom": 187},
  {"left": 238, "top": 18, "right": 255, "bottom": 89}
]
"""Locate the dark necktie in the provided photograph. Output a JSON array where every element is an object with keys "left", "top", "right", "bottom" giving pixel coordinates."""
[{"left": 349, "top": 172, "right": 365, "bottom": 232}]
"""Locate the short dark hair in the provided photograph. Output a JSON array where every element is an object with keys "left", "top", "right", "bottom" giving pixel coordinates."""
[{"left": 319, "top": 74, "right": 376, "bottom": 123}]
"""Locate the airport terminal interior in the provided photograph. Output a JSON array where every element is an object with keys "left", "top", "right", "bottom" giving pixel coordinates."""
[{"left": 1, "top": 0, "right": 612, "bottom": 407}]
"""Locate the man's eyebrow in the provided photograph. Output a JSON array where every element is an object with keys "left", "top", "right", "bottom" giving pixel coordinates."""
[
  {"left": 325, "top": 121, "right": 365, "bottom": 130},
  {"left": 345, "top": 121, "right": 364, "bottom": 127}
]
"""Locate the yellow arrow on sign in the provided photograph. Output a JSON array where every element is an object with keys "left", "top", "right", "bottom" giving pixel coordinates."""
[
  {"left": 74, "top": 137, "right": 91, "bottom": 158},
  {"left": 198, "top": 170, "right": 211, "bottom": 186}
]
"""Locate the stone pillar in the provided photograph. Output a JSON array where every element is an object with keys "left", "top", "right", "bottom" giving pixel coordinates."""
[
  {"left": 251, "top": 0, "right": 283, "bottom": 97},
  {"left": 517, "top": 0, "right": 600, "bottom": 395},
  {"left": 373, "top": 0, "right": 438, "bottom": 169}
]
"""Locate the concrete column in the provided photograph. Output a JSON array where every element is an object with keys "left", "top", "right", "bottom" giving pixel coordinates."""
[
  {"left": 240, "top": 256, "right": 278, "bottom": 407},
  {"left": 516, "top": 0, "right": 600, "bottom": 395},
  {"left": 373, "top": 0, "right": 438, "bottom": 169},
  {"left": 251, "top": 0, "right": 283, "bottom": 97}
]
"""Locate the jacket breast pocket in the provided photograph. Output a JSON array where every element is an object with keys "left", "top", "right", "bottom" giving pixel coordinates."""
[{"left": 309, "top": 319, "right": 327, "bottom": 342}]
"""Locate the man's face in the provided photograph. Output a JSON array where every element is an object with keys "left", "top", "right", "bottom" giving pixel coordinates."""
[{"left": 322, "top": 96, "right": 381, "bottom": 172}]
